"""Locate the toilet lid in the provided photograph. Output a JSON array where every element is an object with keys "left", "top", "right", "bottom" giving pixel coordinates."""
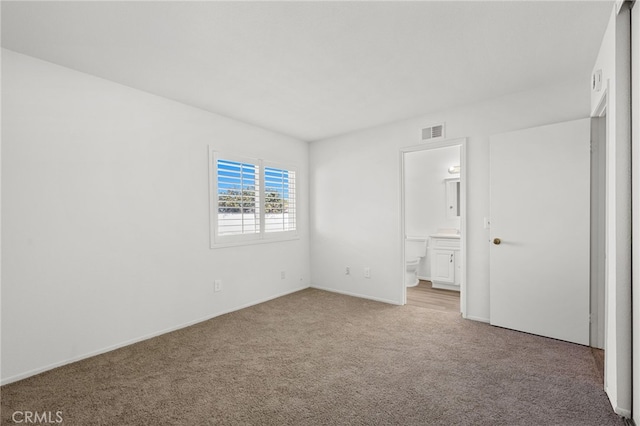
[{"left": 406, "top": 258, "right": 420, "bottom": 266}]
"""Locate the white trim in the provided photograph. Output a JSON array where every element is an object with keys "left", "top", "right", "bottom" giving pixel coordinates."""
[
  {"left": 631, "top": 4, "right": 639, "bottom": 423},
  {"left": 208, "top": 145, "right": 216, "bottom": 248},
  {"left": 310, "top": 285, "right": 403, "bottom": 306},
  {"left": 401, "top": 137, "right": 464, "bottom": 153},
  {"left": 399, "top": 150, "right": 407, "bottom": 306},
  {"left": 593, "top": 88, "right": 608, "bottom": 118},
  {"left": 589, "top": 116, "right": 607, "bottom": 350},
  {"left": 400, "top": 137, "right": 467, "bottom": 318},
  {"left": 612, "top": 405, "right": 631, "bottom": 418},
  {"left": 0, "top": 285, "right": 309, "bottom": 385},
  {"left": 465, "top": 315, "right": 490, "bottom": 323},
  {"left": 210, "top": 235, "right": 300, "bottom": 249}
]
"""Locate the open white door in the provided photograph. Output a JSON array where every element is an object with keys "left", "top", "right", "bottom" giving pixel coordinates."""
[{"left": 489, "top": 119, "right": 590, "bottom": 345}]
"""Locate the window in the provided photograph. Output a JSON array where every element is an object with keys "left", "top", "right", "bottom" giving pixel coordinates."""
[
  {"left": 210, "top": 150, "right": 297, "bottom": 246},
  {"left": 264, "top": 166, "right": 296, "bottom": 233},
  {"left": 216, "top": 158, "right": 260, "bottom": 237}
]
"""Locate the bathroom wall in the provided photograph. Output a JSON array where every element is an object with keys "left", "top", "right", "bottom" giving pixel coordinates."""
[{"left": 404, "top": 145, "right": 460, "bottom": 278}]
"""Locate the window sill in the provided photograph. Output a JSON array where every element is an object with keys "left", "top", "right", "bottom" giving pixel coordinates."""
[{"left": 210, "top": 234, "right": 299, "bottom": 249}]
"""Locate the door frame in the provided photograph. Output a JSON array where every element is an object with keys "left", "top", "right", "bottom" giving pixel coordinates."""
[
  {"left": 591, "top": 102, "right": 607, "bottom": 350},
  {"left": 592, "top": 89, "right": 608, "bottom": 349},
  {"left": 632, "top": 2, "right": 639, "bottom": 421},
  {"left": 399, "top": 137, "right": 467, "bottom": 316}
]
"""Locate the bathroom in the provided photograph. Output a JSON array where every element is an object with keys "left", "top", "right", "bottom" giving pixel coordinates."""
[{"left": 403, "top": 143, "right": 462, "bottom": 310}]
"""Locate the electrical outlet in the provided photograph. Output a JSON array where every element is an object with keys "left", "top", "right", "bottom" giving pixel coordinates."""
[
  {"left": 214, "top": 280, "right": 222, "bottom": 292},
  {"left": 345, "top": 266, "right": 350, "bottom": 275},
  {"left": 281, "top": 271, "right": 286, "bottom": 280},
  {"left": 364, "top": 267, "right": 371, "bottom": 278}
]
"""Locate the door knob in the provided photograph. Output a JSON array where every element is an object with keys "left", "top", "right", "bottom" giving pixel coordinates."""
[{"left": 493, "top": 238, "right": 501, "bottom": 245}]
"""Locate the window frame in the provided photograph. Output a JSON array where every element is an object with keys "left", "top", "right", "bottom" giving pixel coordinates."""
[{"left": 209, "top": 148, "right": 298, "bottom": 248}]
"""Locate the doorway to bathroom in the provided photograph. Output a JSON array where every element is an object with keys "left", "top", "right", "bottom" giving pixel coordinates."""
[
  {"left": 406, "top": 280, "right": 459, "bottom": 312},
  {"left": 400, "top": 138, "right": 466, "bottom": 315}
]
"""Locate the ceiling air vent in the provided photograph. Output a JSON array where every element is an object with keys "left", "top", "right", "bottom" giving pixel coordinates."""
[{"left": 421, "top": 123, "right": 445, "bottom": 141}]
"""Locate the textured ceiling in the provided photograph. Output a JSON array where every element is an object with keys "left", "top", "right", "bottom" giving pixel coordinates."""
[{"left": 1, "top": 1, "right": 613, "bottom": 141}]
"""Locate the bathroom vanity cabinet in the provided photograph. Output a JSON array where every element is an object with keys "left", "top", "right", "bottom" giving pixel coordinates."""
[{"left": 429, "top": 235, "right": 460, "bottom": 291}]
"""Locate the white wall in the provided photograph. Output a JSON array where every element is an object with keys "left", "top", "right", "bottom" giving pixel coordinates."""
[
  {"left": 310, "top": 77, "right": 590, "bottom": 319},
  {"left": 404, "top": 146, "right": 460, "bottom": 237},
  {"left": 1, "top": 49, "right": 310, "bottom": 384},
  {"left": 404, "top": 146, "right": 460, "bottom": 278},
  {"left": 590, "top": 5, "right": 632, "bottom": 417}
]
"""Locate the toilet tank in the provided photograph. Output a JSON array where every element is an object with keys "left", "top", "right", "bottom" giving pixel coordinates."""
[{"left": 405, "top": 236, "right": 428, "bottom": 259}]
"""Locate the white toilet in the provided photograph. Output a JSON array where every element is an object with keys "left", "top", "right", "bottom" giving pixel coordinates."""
[{"left": 405, "top": 236, "right": 428, "bottom": 287}]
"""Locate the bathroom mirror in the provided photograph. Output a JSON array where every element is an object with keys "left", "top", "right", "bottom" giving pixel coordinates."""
[{"left": 445, "top": 178, "right": 460, "bottom": 218}]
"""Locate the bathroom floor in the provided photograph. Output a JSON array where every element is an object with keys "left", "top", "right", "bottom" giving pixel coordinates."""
[{"left": 406, "top": 280, "right": 460, "bottom": 313}]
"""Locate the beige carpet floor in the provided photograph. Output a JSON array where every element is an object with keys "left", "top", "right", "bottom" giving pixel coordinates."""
[{"left": 1, "top": 288, "right": 626, "bottom": 425}]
